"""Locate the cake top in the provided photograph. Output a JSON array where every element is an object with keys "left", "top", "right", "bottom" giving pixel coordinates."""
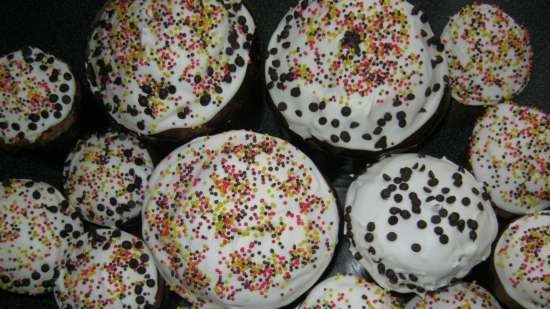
[
  {"left": 0, "top": 179, "right": 83, "bottom": 295},
  {"left": 143, "top": 130, "right": 339, "bottom": 309},
  {"left": 405, "top": 282, "right": 502, "bottom": 309},
  {"left": 345, "top": 154, "right": 498, "bottom": 295},
  {"left": 493, "top": 211, "right": 549, "bottom": 309},
  {"left": 63, "top": 131, "right": 154, "bottom": 227},
  {"left": 469, "top": 103, "right": 549, "bottom": 215},
  {"left": 54, "top": 228, "right": 159, "bottom": 309},
  {"left": 0, "top": 47, "right": 76, "bottom": 144},
  {"left": 441, "top": 3, "right": 532, "bottom": 105},
  {"left": 297, "top": 274, "right": 400, "bottom": 309},
  {"left": 87, "top": 0, "right": 255, "bottom": 136},
  {"left": 265, "top": 0, "right": 448, "bottom": 151}
]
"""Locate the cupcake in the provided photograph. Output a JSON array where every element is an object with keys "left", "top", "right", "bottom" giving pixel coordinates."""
[
  {"left": 54, "top": 228, "right": 162, "bottom": 309},
  {"left": 441, "top": 3, "right": 532, "bottom": 106},
  {"left": 0, "top": 47, "right": 78, "bottom": 149},
  {"left": 86, "top": 0, "right": 257, "bottom": 143},
  {"left": 0, "top": 179, "right": 83, "bottom": 295},
  {"left": 265, "top": 0, "right": 449, "bottom": 158},
  {"left": 493, "top": 211, "right": 549, "bottom": 309},
  {"left": 297, "top": 274, "right": 400, "bottom": 309},
  {"left": 405, "top": 281, "right": 501, "bottom": 309},
  {"left": 345, "top": 154, "right": 498, "bottom": 295},
  {"left": 63, "top": 131, "right": 154, "bottom": 228},
  {"left": 142, "top": 130, "right": 339, "bottom": 308},
  {"left": 469, "top": 103, "right": 549, "bottom": 216}
]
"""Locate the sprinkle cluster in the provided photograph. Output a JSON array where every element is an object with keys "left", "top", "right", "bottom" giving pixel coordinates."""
[
  {"left": 0, "top": 47, "right": 76, "bottom": 144},
  {"left": 406, "top": 282, "right": 502, "bottom": 309},
  {"left": 63, "top": 131, "right": 154, "bottom": 227},
  {"left": 87, "top": 0, "right": 255, "bottom": 135},
  {"left": 265, "top": 0, "right": 448, "bottom": 151},
  {"left": 469, "top": 103, "right": 549, "bottom": 215},
  {"left": 54, "top": 228, "right": 159, "bottom": 309},
  {"left": 494, "top": 211, "right": 549, "bottom": 309},
  {"left": 143, "top": 130, "right": 339, "bottom": 308},
  {"left": 441, "top": 3, "right": 532, "bottom": 105},
  {"left": 0, "top": 179, "right": 83, "bottom": 295},
  {"left": 345, "top": 154, "right": 498, "bottom": 295},
  {"left": 299, "top": 274, "right": 399, "bottom": 309}
]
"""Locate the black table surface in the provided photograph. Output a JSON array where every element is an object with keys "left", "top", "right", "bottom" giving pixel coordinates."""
[{"left": 0, "top": 1, "right": 548, "bottom": 308}]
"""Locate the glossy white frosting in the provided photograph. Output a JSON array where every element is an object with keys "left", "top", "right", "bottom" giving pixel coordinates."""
[
  {"left": 493, "top": 211, "right": 549, "bottom": 309},
  {"left": 346, "top": 154, "right": 498, "bottom": 295},
  {"left": 86, "top": 0, "right": 255, "bottom": 136},
  {"left": 406, "top": 282, "right": 502, "bottom": 309},
  {"left": 297, "top": 275, "right": 399, "bottom": 309},
  {"left": 441, "top": 3, "right": 532, "bottom": 106},
  {"left": 63, "top": 131, "right": 154, "bottom": 227},
  {"left": 0, "top": 47, "right": 76, "bottom": 143},
  {"left": 143, "top": 130, "right": 339, "bottom": 308},
  {"left": 54, "top": 228, "right": 159, "bottom": 309},
  {"left": 0, "top": 179, "right": 83, "bottom": 295},
  {"left": 265, "top": 0, "right": 448, "bottom": 151},
  {"left": 469, "top": 103, "right": 549, "bottom": 215}
]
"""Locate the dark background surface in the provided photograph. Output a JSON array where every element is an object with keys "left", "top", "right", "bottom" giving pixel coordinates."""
[{"left": 0, "top": 0, "right": 548, "bottom": 308}]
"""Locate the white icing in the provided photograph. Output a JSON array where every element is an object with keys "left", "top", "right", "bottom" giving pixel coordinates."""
[
  {"left": 86, "top": 0, "right": 255, "bottom": 136},
  {"left": 63, "top": 131, "right": 154, "bottom": 227},
  {"left": 297, "top": 275, "right": 399, "bottom": 309},
  {"left": 405, "top": 282, "right": 502, "bottom": 309},
  {"left": 0, "top": 47, "right": 76, "bottom": 143},
  {"left": 142, "top": 130, "right": 339, "bottom": 308},
  {"left": 493, "top": 211, "right": 550, "bottom": 309},
  {"left": 0, "top": 179, "right": 83, "bottom": 295},
  {"left": 345, "top": 154, "right": 498, "bottom": 295},
  {"left": 469, "top": 103, "right": 549, "bottom": 215},
  {"left": 54, "top": 228, "right": 159, "bottom": 309},
  {"left": 441, "top": 3, "right": 532, "bottom": 106},
  {"left": 265, "top": 0, "right": 448, "bottom": 151}
]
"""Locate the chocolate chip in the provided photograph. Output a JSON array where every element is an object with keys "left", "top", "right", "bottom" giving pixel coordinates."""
[
  {"left": 290, "top": 87, "right": 301, "bottom": 97},
  {"left": 367, "top": 222, "right": 376, "bottom": 231},
  {"left": 340, "top": 131, "right": 351, "bottom": 143},
  {"left": 341, "top": 106, "right": 351, "bottom": 117},
  {"left": 365, "top": 233, "right": 374, "bottom": 242},
  {"left": 200, "top": 94, "right": 211, "bottom": 106},
  {"left": 375, "top": 136, "right": 387, "bottom": 149},
  {"left": 308, "top": 103, "right": 318, "bottom": 112}
]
